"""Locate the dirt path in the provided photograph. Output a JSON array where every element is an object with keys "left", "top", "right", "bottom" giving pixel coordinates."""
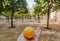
[{"left": 39, "top": 30, "right": 60, "bottom": 41}]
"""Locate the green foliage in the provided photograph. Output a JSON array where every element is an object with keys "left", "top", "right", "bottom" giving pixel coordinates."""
[
  {"left": 14, "top": 11, "right": 20, "bottom": 17},
  {"left": 34, "top": 0, "right": 60, "bottom": 15},
  {"left": 0, "top": 0, "right": 4, "bottom": 14},
  {"left": 0, "top": 0, "right": 28, "bottom": 16},
  {"left": 52, "top": 0, "right": 60, "bottom": 11},
  {"left": 34, "top": 0, "right": 48, "bottom": 16}
]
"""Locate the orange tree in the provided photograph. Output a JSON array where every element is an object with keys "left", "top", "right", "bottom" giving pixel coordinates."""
[
  {"left": 3, "top": 0, "right": 28, "bottom": 28},
  {"left": 34, "top": 0, "right": 47, "bottom": 23}
]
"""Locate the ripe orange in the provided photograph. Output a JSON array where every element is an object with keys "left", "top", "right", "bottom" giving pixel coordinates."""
[{"left": 23, "top": 26, "right": 35, "bottom": 39}]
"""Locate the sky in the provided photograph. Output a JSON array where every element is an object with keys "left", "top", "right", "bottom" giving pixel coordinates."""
[{"left": 26, "top": 0, "right": 36, "bottom": 8}]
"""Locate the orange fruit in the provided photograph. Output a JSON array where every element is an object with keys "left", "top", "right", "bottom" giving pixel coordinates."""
[{"left": 23, "top": 26, "right": 35, "bottom": 39}]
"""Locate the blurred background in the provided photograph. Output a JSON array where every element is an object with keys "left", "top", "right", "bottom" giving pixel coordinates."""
[{"left": 0, "top": 0, "right": 60, "bottom": 41}]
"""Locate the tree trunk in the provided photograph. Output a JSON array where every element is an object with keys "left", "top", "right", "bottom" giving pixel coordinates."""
[
  {"left": 47, "top": 0, "right": 55, "bottom": 29},
  {"left": 38, "top": 14, "right": 40, "bottom": 23},
  {"left": 6, "top": 16, "right": 9, "bottom": 22},
  {"left": 47, "top": 1, "right": 51, "bottom": 29},
  {"left": 22, "top": 14, "right": 24, "bottom": 22},
  {"left": 47, "top": 9, "right": 50, "bottom": 29},
  {"left": 15, "top": 16, "right": 17, "bottom": 21},
  {"left": 25, "top": 15, "right": 26, "bottom": 22},
  {"left": 11, "top": 10, "right": 14, "bottom": 28},
  {"left": 0, "top": 0, "right": 3, "bottom": 15},
  {"left": 8, "top": 16, "right": 9, "bottom": 22}
]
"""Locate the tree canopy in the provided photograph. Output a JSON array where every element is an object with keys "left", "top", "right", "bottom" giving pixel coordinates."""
[
  {"left": 34, "top": 0, "right": 47, "bottom": 15},
  {"left": 0, "top": 0, "right": 28, "bottom": 16}
]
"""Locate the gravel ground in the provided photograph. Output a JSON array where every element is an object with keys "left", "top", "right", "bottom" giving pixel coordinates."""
[
  {"left": 39, "top": 29, "right": 60, "bottom": 41},
  {"left": 0, "top": 21, "right": 60, "bottom": 41}
]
